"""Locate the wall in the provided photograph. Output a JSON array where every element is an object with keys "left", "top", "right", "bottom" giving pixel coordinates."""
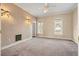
[
  {"left": 1, "top": 4, "right": 36, "bottom": 47},
  {"left": 78, "top": 4, "right": 79, "bottom": 40},
  {"left": 0, "top": 3, "right": 1, "bottom": 55},
  {"left": 73, "top": 7, "right": 78, "bottom": 43},
  {"left": 37, "top": 12, "right": 73, "bottom": 40},
  {"left": 0, "top": 4, "right": 1, "bottom": 55}
]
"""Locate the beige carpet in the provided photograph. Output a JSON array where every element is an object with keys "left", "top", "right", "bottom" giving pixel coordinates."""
[{"left": 1, "top": 37, "right": 78, "bottom": 56}]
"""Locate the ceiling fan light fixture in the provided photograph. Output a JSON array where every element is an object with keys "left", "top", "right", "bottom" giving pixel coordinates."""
[
  {"left": 44, "top": 9, "right": 48, "bottom": 13},
  {"left": 45, "top": 3, "right": 48, "bottom": 7},
  {"left": 43, "top": 3, "right": 48, "bottom": 13}
]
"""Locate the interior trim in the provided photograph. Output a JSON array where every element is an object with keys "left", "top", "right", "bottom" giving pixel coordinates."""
[
  {"left": 1, "top": 37, "right": 32, "bottom": 50},
  {"left": 36, "top": 36, "right": 72, "bottom": 40}
]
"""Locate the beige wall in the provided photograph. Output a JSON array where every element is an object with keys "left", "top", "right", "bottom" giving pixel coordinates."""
[
  {"left": 73, "top": 7, "right": 78, "bottom": 43},
  {"left": 1, "top": 4, "right": 36, "bottom": 47},
  {"left": 0, "top": 3, "right": 1, "bottom": 55},
  {"left": 37, "top": 12, "right": 73, "bottom": 40},
  {"left": 78, "top": 6, "right": 79, "bottom": 40}
]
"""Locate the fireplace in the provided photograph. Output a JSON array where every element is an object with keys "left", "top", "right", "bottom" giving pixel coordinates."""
[{"left": 15, "top": 34, "right": 22, "bottom": 41}]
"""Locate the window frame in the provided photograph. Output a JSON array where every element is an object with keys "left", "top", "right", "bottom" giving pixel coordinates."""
[{"left": 54, "top": 18, "right": 63, "bottom": 35}]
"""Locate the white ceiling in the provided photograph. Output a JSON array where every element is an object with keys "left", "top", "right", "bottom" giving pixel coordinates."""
[{"left": 15, "top": 3, "right": 77, "bottom": 17}]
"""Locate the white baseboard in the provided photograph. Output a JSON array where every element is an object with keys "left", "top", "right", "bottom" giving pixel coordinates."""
[
  {"left": 36, "top": 36, "right": 72, "bottom": 40},
  {"left": 1, "top": 37, "right": 76, "bottom": 50},
  {"left": 1, "top": 37, "right": 32, "bottom": 50},
  {"left": 72, "top": 39, "right": 78, "bottom": 44}
]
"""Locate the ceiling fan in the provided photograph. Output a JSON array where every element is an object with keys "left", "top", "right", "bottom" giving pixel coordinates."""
[{"left": 41, "top": 3, "right": 56, "bottom": 13}]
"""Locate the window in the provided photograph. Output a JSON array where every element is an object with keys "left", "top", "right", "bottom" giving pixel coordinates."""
[
  {"left": 37, "top": 22, "right": 43, "bottom": 34},
  {"left": 54, "top": 18, "right": 63, "bottom": 35}
]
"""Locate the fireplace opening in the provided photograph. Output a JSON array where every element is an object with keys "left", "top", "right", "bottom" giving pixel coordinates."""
[{"left": 15, "top": 34, "right": 22, "bottom": 41}]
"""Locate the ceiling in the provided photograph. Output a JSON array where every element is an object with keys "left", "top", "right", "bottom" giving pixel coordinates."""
[{"left": 15, "top": 3, "right": 77, "bottom": 17}]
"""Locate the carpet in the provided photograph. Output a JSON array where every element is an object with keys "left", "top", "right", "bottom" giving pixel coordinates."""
[{"left": 1, "top": 38, "right": 78, "bottom": 56}]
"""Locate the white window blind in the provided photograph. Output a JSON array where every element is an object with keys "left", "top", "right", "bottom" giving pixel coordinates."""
[
  {"left": 54, "top": 18, "right": 63, "bottom": 35},
  {"left": 37, "top": 22, "right": 43, "bottom": 34}
]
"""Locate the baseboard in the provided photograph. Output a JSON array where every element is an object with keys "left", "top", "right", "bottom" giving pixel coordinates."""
[
  {"left": 36, "top": 36, "right": 72, "bottom": 40},
  {"left": 1, "top": 37, "right": 32, "bottom": 50},
  {"left": 1, "top": 37, "right": 75, "bottom": 50},
  {"left": 72, "top": 39, "right": 78, "bottom": 44}
]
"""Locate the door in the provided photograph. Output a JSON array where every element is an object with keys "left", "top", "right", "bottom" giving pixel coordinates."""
[{"left": 32, "top": 22, "right": 36, "bottom": 37}]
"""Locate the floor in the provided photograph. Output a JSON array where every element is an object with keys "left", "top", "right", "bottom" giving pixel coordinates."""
[{"left": 1, "top": 37, "right": 78, "bottom": 56}]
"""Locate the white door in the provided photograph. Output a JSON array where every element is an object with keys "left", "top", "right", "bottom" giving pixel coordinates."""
[{"left": 32, "top": 22, "right": 36, "bottom": 37}]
